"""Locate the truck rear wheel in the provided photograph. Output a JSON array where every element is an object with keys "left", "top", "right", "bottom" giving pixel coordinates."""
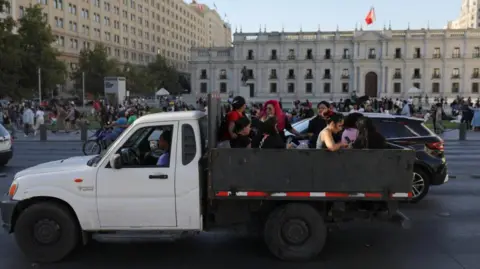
[
  {"left": 264, "top": 203, "right": 327, "bottom": 261},
  {"left": 14, "top": 202, "right": 80, "bottom": 263}
]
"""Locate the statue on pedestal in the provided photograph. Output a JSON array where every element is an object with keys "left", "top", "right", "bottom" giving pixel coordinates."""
[{"left": 240, "top": 66, "right": 248, "bottom": 86}]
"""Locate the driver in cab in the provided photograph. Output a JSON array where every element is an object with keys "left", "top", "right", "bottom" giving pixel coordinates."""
[{"left": 156, "top": 130, "right": 171, "bottom": 167}]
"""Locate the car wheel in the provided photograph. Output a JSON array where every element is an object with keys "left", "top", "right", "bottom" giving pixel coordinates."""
[
  {"left": 14, "top": 202, "right": 80, "bottom": 263},
  {"left": 410, "top": 168, "right": 430, "bottom": 203}
]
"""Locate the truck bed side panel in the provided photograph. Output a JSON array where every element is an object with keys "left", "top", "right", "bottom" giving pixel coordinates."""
[{"left": 209, "top": 149, "right": 415, "bottom": 194}]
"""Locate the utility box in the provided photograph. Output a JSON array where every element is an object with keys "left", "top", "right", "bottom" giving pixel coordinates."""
[{"left": 104, "top": 77, "right": 127, "bottom": 106}]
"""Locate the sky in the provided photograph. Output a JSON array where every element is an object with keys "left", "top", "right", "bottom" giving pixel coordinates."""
[{"left": 195, "top": 0, "right": 462, "bottom": 32}]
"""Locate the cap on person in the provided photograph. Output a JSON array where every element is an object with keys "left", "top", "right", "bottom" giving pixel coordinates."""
[{"left": 231, "top": 96, "right": 246, "bottom": 110}]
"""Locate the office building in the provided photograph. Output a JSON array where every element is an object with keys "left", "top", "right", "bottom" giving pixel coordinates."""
[{"left": 448, "top": 0, "right": 480, "bottom": 29}]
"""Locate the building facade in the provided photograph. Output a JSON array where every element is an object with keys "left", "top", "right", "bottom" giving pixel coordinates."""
[
  {"left": 12, "top": 0, "right": 230, "bottom": 73},
  {"left": 189, "top": 28, "right": 480, "bottom": 102},
  {"left": 448, "top": 0, "right": 480, "bottom": 29}
]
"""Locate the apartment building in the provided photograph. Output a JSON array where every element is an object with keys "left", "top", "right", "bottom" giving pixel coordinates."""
[
  {"left": 13, "top": 0, "right": 231, "bottom": 72},
  {"left": 448, "top": 0, "right": 480, "bottom": 29},
  {"left": 1, "top": 0, "right": 16, "bottom": 20},
  {"left": 190, "top": 28, "right": 480, "bottom": 103}
]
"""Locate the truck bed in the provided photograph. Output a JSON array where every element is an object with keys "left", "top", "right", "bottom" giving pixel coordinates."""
[{"left": 208, "top": 148, "right": 415, "bottom": 199}]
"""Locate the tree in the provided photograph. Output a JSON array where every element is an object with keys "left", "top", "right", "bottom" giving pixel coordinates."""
[
  {"left": 147, "top": 55, "right": 182, "bottom": 94},
  {"left": 121, "top": 63, "right": 154, "bottom": 94},
  {"left": 17, "top": 4, "right": 67, "bottom": 98},
  {"left": 0, "top": 0, "right": 22, "bottom": 98},
  {"left": 72, "top": 43, "right": 119, "bottom": 96}
]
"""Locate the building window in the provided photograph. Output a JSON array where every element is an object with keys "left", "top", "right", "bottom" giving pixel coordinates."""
[
  {"left": 247, "top": 50, "right": 254, "bottom": 60},
  {"left": 269, "top": 69, "right": 277, "bottom": 79},
  {"left": 414, "top": 48, "right": 421, "bottom": 58},
  {"left": 393, "top": 68, "right": 401, "bottom": 79},
  {"left": 305, "top": 83, "right": 313, "bottom": 93},
  {"left": 413, "top": 68, "right": 421, "bottom": 79},
  {"left": 394, "top": 82, "right": 401, "bottom": 93},
  {"left": 324, "top": 49, "right": 331, "bottom": 59},
  {"left": 323, "top": 69, "right": 331, "bottom": 79},
  {"left": 53, "top": 0, "right": 63, "bottom": 9},
  {"left": 473, "top": 47, "right": 480, "bottom": 58},
  {"left": 452, "top": 68, "right": 460, "bottom": 79},
  {"left": 433, "top": 47, "right": 441, "bottom": 58},
  {"left": 473, "top": 68, "right": 479, "bottom": 78},
  {"left": 451, "top": 82, "right": 459, "bottom": 93},
  {"left": 288, "top": 49, "right": 295, "bottom": 60},
  {"left": 323, "top": 83, "right": 331, "bottom": 93},
  {"left": 247, "top": 69, "right": 254, "bottom": 79},
  {"left": 343, "top": 49, "right": 350, "bottom": 59},
  {"left": 394, "top": 48, "right": 401, "bottom": 59},
  {"left": 472, "top": 82, "right": 479, "bottom": 93},
  {"left": 342, "top": 83, "right": 349, "bottom": 93},
  {"left": 452, "top": 47, "right": 461, "bottom": 58},
  {"left": 269, "top": 83, "right": 277, "bottom": 93},
  {"left": 432, "top": 82, "right": 440, "bottom": 93},
  {"left": 219, "top": 82, "right": 227, "bottom": 93},
  {"left": 305, "top": 69, "right": 313, "bottom": 79},
  {"left": 341, "top": 69, "right": 349, "bottom": 79},
  {"left": 200, "top": 69, "right": 207, "bottom": 79},
  {"left": 413, "top": 82, "right": 421, "bottom": 89},
  {"left": 219, "top": 69, "right": 226, "bottom": 79},
  {"left": 368, "top": 48, "right": 376, "bottom": 59},
  {"left": 200, "top": 82, "right": 207, "bottom": 93},
  {"left": 270, "top": 49, "right": 277, "bottom": 60},
  {"left": 287, "top": 69, "right": 295, "bottom": 79},
  {"left": 306, "top": 49, "right": 313, "bottom": 60},
  {"left": 287, "top": 83, "right": 295, "bottom": 93}
]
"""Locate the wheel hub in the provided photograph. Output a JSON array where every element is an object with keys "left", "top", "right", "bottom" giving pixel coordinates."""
[
  {"left": 33, "top": 219, "right": 61, "bottom": 245},
  {"left": 281, "top": 219, "right": 310, "bottom": 245},
  {"left": 412, "top": 172, "right": 425, "bottom": 198}
]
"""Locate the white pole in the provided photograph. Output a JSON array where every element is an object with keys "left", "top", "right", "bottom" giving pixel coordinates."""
[
  {"left": 82, "top": 71, "right": 85, "bottom": 108},
  {"left": 37, "top": 68, "right": 42, "bottom": 104}
]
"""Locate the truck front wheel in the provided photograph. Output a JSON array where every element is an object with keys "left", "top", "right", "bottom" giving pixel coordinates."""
[
  {"left": 264, "top": 203, "right": 327, "bottom": 261},
  {"left": 14, "top": 202, "right": 80, "bottom": 263}
]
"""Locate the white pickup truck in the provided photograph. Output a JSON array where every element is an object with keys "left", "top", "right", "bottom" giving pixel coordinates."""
[{"left": 0, "top": 95, "right": 415, "bottom": 263}]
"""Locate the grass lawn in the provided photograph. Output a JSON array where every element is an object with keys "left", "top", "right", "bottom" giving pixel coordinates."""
[{"left": 424, "top": 120, "right": 459, "bottom": 131}]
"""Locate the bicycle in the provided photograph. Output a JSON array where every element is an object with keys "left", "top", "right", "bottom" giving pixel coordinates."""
[{"left": 82, "top": 127, "right": 111, "bottom": 155}]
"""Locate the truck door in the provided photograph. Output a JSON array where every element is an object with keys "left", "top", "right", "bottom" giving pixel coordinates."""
[{"left": 96, "top": 121, "right": 178, "bottom": 228}]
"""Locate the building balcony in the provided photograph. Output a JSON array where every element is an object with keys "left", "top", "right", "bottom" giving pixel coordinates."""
[
  {"left": 431, "top": 74, "right": 441, "bottom": 79},
  {"left": 472, "top": 74, "right": 480, "bottom": 79},
  {"left": 368, "top": 54, "right": 376, "bottom": 59},
  {"left": 305, "top": 55, "right": 313, "bottom": 60},
  {"left": 324, "top": 55, "right": 331, "bottom": 60},
  {"left": 247, "top": 75, "right": 254, "bottom": 79},
  {"left": 394, "top": 54, "right": 402, "bottom": 59},
  {"left": 323, "top": 74, "right": 331, "bottom": 79},
  {"left": 270, "top": 55, "right": 277, "bottom": 60},
  {"left": 433, "top": 54, "right": 441, "bottom": 59},
  {"left": 393, "top": 74, "right": 402, "bottom": 79},
  {"left": 413, "top": 54, "right": 422, "bottom": 59},
  {"left": 305, "top": 74, "right": 313, "bottom": 79},
  {"left": 452, "top": 54, "right": 461, "bottom": 58},
  {"left": 219, "top": 75, "right": 227, "bottom": 80},
  {"left": 286, "top": 75, "right": 295, "bottom": 80},
  {"left": 341, "top": 75, "right": 350, "bottom": 79},
  {"left": 473, "top": 53, "right": 480, "bottom": 58},
  {"left": 342, "top": 55, "right": 351, "bottom": 59},
  {"left": 269, "top": 75, "right": 277, "bottom": 79},
  {"left": 412, "top": 74, "right": 421, "bottom": 79},
  {"left": 200, "top": 75, "right": 208, "bottom": 79},
  {"left": 451, "top": 75, "right": 460, "bottom": 79},
  {"left": 246, "top": 56, "right": 254, "bottom": 60},
  {"left": 287, "top": 55, "right": 296, "bottom": 60}
]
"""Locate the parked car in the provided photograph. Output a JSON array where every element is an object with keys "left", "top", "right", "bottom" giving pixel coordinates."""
[
  {"left": 285, "top": 113, "right": 447, "bottom": 203},
  {"left": 0, "top": 124, "right": 13, "bottom": 166}
]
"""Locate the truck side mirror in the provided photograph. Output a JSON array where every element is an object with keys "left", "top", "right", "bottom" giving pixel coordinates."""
[{"left": 110, "top": 154, "right": 122, "bottom": 169}]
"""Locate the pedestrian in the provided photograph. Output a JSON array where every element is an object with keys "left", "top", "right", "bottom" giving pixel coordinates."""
[
  {"left": 22, "top": 105, "right": 34, "bottom": 137},
  {"left": 34, "top": 107, "right": 45, "bottom": 136}
]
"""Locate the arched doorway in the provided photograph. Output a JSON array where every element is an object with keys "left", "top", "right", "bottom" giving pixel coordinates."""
[{"left": 365, "top": 72, "right": 378, "bottom": 97}]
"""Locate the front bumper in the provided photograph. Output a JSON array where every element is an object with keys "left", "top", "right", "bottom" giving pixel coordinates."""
[
  {"left": 0, "top": 196, "right": 18, "bottom": 233},
  {"left": 0, "top": 149, "right": 12, "bottom": 163}
]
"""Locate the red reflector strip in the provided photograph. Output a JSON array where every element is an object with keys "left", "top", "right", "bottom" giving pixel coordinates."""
[{"left": 215, "top": 191, "right": 412, "bottom": 199}]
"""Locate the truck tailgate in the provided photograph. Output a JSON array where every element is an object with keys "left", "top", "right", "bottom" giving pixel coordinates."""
[{"left": 209, "top": 149, "right": 415, "bottom": 199}]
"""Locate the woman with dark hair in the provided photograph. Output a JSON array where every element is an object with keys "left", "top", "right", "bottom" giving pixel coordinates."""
[
  {"left": 341, "top": 112, "right": 363, "bottom": 144},
  {"left": 352, "top": 117, "right": 387, "bottom": 149},
  {"left": 316, "top": 113, "right": 348, "bottom": 151},
  {"left": 257, "top": 100, "right": 300, "bottom": 142},
  {"left": 230, "top": 117, "right": 252, "bottom": 148}
]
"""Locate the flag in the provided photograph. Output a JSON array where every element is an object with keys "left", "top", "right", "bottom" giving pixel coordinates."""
[
  {"left": 365, "top": 7, "right": 376, "bottom": 25},
  {"left": 213, "top": 3, "right": 217, "bottom": 9},
  {"left": 224, "top": 13, "right": 227, "bottom": 18}
]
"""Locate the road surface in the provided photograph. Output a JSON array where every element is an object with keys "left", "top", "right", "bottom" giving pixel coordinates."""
[{"left": 0, "top": 141, "right": 479, "bottom": 269}]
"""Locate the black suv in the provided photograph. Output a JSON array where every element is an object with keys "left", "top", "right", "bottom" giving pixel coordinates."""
[{"left": 285, "top": 113, "right": 447, "bottom": 203}]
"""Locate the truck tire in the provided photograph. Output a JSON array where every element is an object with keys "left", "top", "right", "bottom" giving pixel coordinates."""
[
  {"left": 14, "top": 202, "right": 80, "bottom": 263},
  {"left": 264, "top": 203, "right": 327, "bottom": 261}
]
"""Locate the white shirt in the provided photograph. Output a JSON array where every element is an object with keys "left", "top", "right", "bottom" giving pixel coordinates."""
[{"left": 35, "top": 110, "right": 44, "bottom": 119}]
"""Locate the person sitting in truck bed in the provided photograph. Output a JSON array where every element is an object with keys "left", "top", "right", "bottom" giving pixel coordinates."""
[
  {"left": 351, "top": 117, "right": 387, "bottom": 149},
  {"left": 224, "top": 96, "right": 247, "bottom": 146},
  {"left": 257, "top": 100, "right": 300, "bottom": 143},
  {"left": 230, "top": 117, "right": 252, "bottom": 148},
  {"left": 257, "top": 117, "right": 285, "bottom": 149},
  {"left": 156, "top": 130, "right": 172, "bottom": 167},
  {"left": 316, "top": 113, "right": 348, "bottom": 151}
]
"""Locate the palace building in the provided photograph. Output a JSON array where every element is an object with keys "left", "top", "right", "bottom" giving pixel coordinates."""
[{"left": 189, "top": 27, "right": 480, "bottom": 102}]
